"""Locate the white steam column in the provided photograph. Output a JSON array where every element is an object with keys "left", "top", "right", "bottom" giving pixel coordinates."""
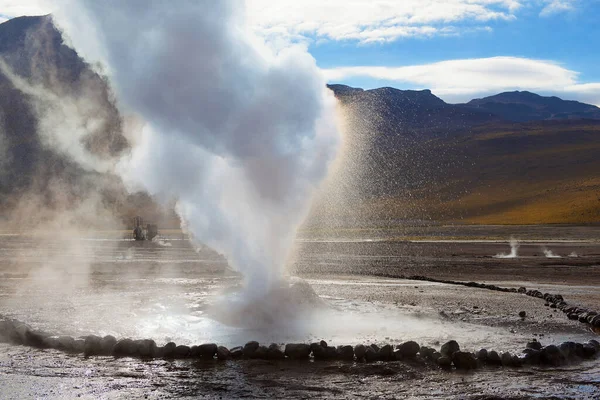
[{"left": 49, "top": 0, "right": 341, "bottom": 297}]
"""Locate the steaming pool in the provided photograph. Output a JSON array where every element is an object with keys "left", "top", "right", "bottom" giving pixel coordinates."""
[{"left": 1, "top": 231, "right": 599, "bottom": 399}]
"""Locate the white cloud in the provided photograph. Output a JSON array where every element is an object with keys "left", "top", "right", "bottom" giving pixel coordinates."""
[
  {"left": 0, "top": 1, "right": 594, "bottom": 105},
  {"left": 0, "top": 0, "right": 582, "bottom": 43},
  {"left": 323, "top": 56, "right": 600, "bottom": 105},
  {"left": 539, "top": 0, "right": 576, "bottom": 16},
  {"left": 247, "top": 0, "right": 521, "bottom": 43}
]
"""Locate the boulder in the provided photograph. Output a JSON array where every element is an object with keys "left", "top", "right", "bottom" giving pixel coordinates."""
[
  {"left": 541, "top": 345, "right": 564, "bottom": 366},
  {"left": 518, "top": 311, "right": 526, "bottom": 318},
  {"left": 25, "top": 330, "right": 48, "bottom": 348},
  {"left": 526, "top": 340, "right": 542, "bottom": 351},
  {"left": 588, "top": 340, "right": 600, "bottom": 350},
  {"left": 197, "top": 343, "right": 218, "bottom": 359},
  {"left": 419, "top": 346, "right": 434, "bottom": 360},
  {"left": 284, "top": 343, "right": 311, "bottom": 360},
  {"left": 575, "top": 343, "right": 586, "bottom": 358},
  {"left": 162, "top": 342, "right": 177, "bottom": 358},
  {"left": 522, "top": 348, "right": 541, "bottom": 365},
  {"left": 137, "top": 339, "right": 157, "bottom": 358},
  {"left": 84, "top": 335, "right": 103, "bottom": 356},
  {"left": 338, "top": 345, "right": 354, "bottom": 361},
  {"left": 154, "top": 346, "right": 165, "bottom": 358},
  {"left": 101, "top": 335, "right": 117, "bottom": 355},
  {"left": 354, "top": 344, "right": 366, "bottom": 360},
  {"left": 56, "top": 336, "right": 75, "bottom": 352},
  {"left": 558, "top": 341, "right": 576, "bottom": 358},
  {"left": 311, "top": 343, "right": 327, "bottom": 360},
  {"left": 43, "top": 336, "right": 59, "bottom": 349},
  {"left": 0, "top": 321, "right": 16, "bottom": 343},
  {"left": 255, "top": 345, "right": 269, "bottom": 359},
  {"left": 511, "top": 355, "right": 522, "bottom": 367},
  {"left": 487, "top": 350, "right": 501, "bottom": 365},
  {"left": 582, "top": 344, "right": 596, "bottom": 358},
  {"left": 452, "top": 352, "right": 477, "bottom": 370},
  {"left": 431, "top": 351, "right": 442, "bottom": 362},
  {"left": 267, "top": 344, "right": 285, "bottom": 360},
  {"left": 437, "top": 356, "right": 452, "bottom": 367},
  {"left": 440, "top": 340, "right": 460, "bottom": 357},
  {"left": 323, "top": 346, "right": 338, "bottom": 360},
  {"left": 230, "top": 346, "right": 244, "bottom": 358},
  {"left": 113, "top": 338, "right": 137, "bottom": 357},
  {"left": 72, "top": 339, "right": 85, "bottom": 354},
  {"left": 243, "top": 341, "right": 260, "bottom": 358},
  {"left": 398, "top": 341, "right": 420, "bottom": 358},
  {"left": 174, "top": 345, "right": 191, "bottom": 358},
  {"left": 476, "top": 348, "right": 488, "bottom": 362},
  {"left": 217, "top": 346, "right": 230, "bottom": 360},
  {"left": 364, "top": 346, "right": 378, "bottom": 362},
  {"left": 501, "top": 352, "right": 513, "bottom": 366},
  {"left": 378, "top": 344, "right": 394, "bottom": 361},
  {"left": 14, "top": 324, "right": 31, "bottom": 345}
]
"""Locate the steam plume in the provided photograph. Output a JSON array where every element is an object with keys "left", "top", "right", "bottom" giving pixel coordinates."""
[
  {"left": 49, "top": 1, "right": 340, "bottom": 294},
  {"left": 542, "top": 247, "right": 561, "bottom": 258},
  {"left": 494, "top": 237, "right": 519, "bottom": 259}
]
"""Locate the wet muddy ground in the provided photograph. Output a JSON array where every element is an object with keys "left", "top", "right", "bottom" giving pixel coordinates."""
[{"left": 0, "top": 225, "right": 599, "bottom": 399}]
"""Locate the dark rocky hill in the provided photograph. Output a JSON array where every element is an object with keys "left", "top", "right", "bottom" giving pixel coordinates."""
[
  {"left": 464, "top": 91, "right": 600, "bottom": 122},
  {"left": 327, "top": 84, "right": 501, "bottom": 139},
  {"left": 0, "top": 15, "right": 133, "bottom": 228}
]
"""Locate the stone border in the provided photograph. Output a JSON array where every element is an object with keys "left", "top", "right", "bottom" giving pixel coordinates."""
[
  {"left": 0, "top": 318, "right": 598, "bottom": 371},
  {"left": 360, "top": 273, "right": 600, "bottom": 330}
]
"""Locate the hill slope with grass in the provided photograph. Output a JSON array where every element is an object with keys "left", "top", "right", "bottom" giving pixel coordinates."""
[{"left": 324, "top": 86, "right": 600, "bottom": 225}]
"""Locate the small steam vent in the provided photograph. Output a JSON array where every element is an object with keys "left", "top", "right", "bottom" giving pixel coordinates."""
[{"left": 132, "top": 216, "right": 158, "bottom": 241}]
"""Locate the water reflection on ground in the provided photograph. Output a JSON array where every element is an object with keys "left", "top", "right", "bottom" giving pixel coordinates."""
[{"left": 0, "top": 233, "right": 599, "bottom": 398}]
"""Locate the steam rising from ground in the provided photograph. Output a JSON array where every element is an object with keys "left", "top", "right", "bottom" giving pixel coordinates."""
[
  {"left": 542, "top": 247, "right": 561, "bottom": 258},
  {"left": 0, "top": 59, "right": 119, "bottom": 174},
  {"left": 494, "top": 237, "right": 519, "bottom": 259},
  {"left": 49, "top": 1, "right": 340, "bottom": 298}
]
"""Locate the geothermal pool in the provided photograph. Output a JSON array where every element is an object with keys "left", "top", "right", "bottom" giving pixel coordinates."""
[{"left": 1, "top": 229, "right": 599, "bottom": 398}]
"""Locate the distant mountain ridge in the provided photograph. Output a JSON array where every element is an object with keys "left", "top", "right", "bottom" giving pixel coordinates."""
[
  {"left": 464, "top": 91, "right": 600, "bottom": 122},
  {"left": 328, "top": 84, "right": 600, "bottom": 127},
  {"left": 327, "top": 84, "right": 501, "bottom": 139}
]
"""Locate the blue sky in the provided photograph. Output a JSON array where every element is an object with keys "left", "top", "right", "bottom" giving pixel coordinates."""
[
  {"left": 2, "top": 0, "right": 600, "bottom": 104},
  {"left": 248, "top": 0, "right": 600, "bottom": 105}
]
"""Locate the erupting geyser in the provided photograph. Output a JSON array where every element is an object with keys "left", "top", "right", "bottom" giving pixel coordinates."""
[{"left": 49, "top": 1, "right": 341, "bottom": 300}]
